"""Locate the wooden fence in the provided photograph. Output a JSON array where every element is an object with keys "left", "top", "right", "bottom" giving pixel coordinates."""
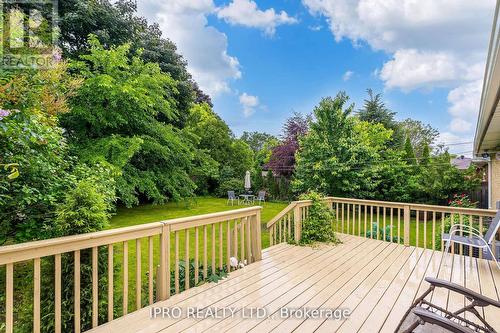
[
  {"left": 267, "top": 197, "right": 497, "bottom": 256},
  {"left": 0, "top": 206, "right": 262, "bottom": 333}
]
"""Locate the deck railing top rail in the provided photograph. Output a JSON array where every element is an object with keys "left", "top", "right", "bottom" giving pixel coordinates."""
[
  {"left": 0, "top": 206, "right": 262, "bottom": 266},
  {"left": 326, "top": 197, "right": 497, "bottom": 216}
]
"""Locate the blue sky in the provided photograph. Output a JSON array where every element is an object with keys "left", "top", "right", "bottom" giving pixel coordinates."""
[{"left": 138, "top": 0, "right": 496, "bottom": 155}]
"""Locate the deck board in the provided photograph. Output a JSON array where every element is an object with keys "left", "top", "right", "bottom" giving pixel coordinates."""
[{"left": 88, "top": 234, "right": 500, "bottom": 333}]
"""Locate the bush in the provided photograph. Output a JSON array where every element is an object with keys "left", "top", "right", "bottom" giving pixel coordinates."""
[
  {"left": 435, "top": 194, "right": 478, "bottom": 250},
  {"left": 53, "top": 180, "right": 112, "bottom": 236},
  {"left": 298, "top": 192, "right": 338, "bottom": 245},
  {"left": 215, "top": 178, "right": 243, "bottom": 198},
  {"left": 365, "top": 223, "right": 401, "bottom": 243}
]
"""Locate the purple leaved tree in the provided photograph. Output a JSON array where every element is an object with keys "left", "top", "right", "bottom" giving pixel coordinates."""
[{"left": 267, "top": 112, "right": 309, "bottom": 176}]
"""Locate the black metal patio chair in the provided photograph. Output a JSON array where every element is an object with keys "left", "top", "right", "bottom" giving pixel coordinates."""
[{"left": 396, "top": 277, "right": 500, "bottom": 333}]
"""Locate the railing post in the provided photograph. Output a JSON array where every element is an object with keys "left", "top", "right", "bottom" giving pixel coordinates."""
[
  {"left": 294, "top": 205, "right": 302, "bottom": 242},
  {"left": 251, "top": 210, "right": 262, "bottom": 261},
  {"left": 404, "top": 205, "right": 410, "bottom": 246},
  {"left": 159, "top": 223, "right": 170, "bottom": 300}
]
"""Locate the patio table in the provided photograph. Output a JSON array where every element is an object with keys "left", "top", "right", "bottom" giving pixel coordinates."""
[{"left": 239, "top": 194, "right": 255, "bottom": 205}]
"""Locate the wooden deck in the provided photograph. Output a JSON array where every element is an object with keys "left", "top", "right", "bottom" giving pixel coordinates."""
[{"left": 90, "top": 234, "right": 500, "bottom": 333}]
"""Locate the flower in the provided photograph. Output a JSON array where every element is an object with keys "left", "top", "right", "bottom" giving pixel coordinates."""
[{"left": 0, "top": 109, "right": 11, "bottom": 120}]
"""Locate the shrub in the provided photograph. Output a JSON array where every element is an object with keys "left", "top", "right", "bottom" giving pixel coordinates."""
[
  {"left": 365, "top": 223, "right": 401, "bottom": 243},
  {"left": 215, "top": 178, "right": 243, "bottom": 198},
  {"left": 436, "top": 194, "right": 478, "bottom": 250},
  {"left": 298, "top": 192, "right": 338, "bottom": 245}
]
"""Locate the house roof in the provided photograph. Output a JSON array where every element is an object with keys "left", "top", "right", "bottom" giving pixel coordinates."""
[
  {"left": 474, "top": 1, "right": 500, "bottom": 155},
  {"left": 451, "top": 156, "right": 472, "bottom": 170}
]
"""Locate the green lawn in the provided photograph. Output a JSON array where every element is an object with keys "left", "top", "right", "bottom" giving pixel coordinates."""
[{"left": 108, "top": 197, "right": 288, "bottom": 314}]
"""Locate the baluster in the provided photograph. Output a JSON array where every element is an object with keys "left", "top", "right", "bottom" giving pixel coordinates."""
[
  {"left": 336, "top": 203, "right": 339, "bottom": 231},
  {"left": 423, "top": 211, "right": 427, "bottom": 249},
  {"left": 219, "top": 223, "right": 223, "bottom": 269},
  {"left": 246, "top": 216, "right": 251, "bottom": 264},
  {"left": 459, "top": 214, "right": 463, "bottom": 255},
  {"left": 212, "top": 223, "right": 216, "bottom": 273},
  {"left": 6, "top": 263, "right": 13, "bottom": 333},
  {"left": 383, "top": 207, "right": 386, "bottom": 241},
  {"left": 134, "top": 240, "right": 140, "bottom": 310},
  {"left": 432, "top": 212, "right": 436, "bottom": 250},
  {"left": 376, "top": 207, "right": 380, "bottom": 240},
  {"left": 352, "top": 204, "right": 356, "bottom": 235},
  {"left": 123, "top": 242, "right": 128, "bottom": 315},
  {"left": 204, "top": 225, "right": 208, "bottom": 279},
  {"left": 93, "top": 246, "right": 99, "bottom": 327},
  {"left": 108, "top": 244, "right": 114, "bottom": 321},
  {"left": 233, "top": 220, "right": 238, "bottom": 259},
  {"left": 53, "top": 255, "right": 62, "bottom": 331},
  {"left": 185, "top": 229, "right": 190, "bottom": 290},
  {"left": 415, "top": 211, "right": 419, "bottom": 248},
  {"left": 469, "top": 215, "right": 473, "bottom": 257},
  {"left": 240, "top": 218, "right": 245, "bottom": 261},
  {"left": 34, "top": 258, "right": 41, "bottom": 333},
  {"left": 194, "top": 227, "right": 199, "bottom": 284},
  {"left": 479, "top": 216, "right": 483, "bottom": 259},
  {"left": 175, "top": 231, "right": 180, "bottom": 294},
  {"left": 75, "top": 250, "right": 81, "bottom": 333},
  {"left": 347, "top": 204, "right": 351, "bottom": 235},
  {"left": 278, "top": 217, "right": 282, "bottom": 243},
  {"left": 358, "top": 204, "right": 361, "bottom": 237},
  {"left": 287, "top": 214, "right": 291, "bottom": 241},
  {"left": 390, "top": 208, "right": 393, "bottom": 242},
  {"left": 398, "top": 208, "right": 401, "bottom": 244},
  {"left": 364, "top": 205, "right": 368, "bottom": 238},
  {"left": 370, "top": 206, "right": 374, "bottom": 239},
  {"left": 226, "top": 221, "right": 231, "bottom": 271},
  {"left": 148, "top": 237, "right": 153, "bottom": 305},
  {"left": 441, "top": 213, "right": 445, "bottom": 251},
  {"left": 341, "top": 203, "right": 345, "bottom": 233}
]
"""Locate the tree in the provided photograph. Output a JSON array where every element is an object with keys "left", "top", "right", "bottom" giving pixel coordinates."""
[
  {"left": 398, "top": 119, "right": 439, "bottom": 158},
  {"left": 62, "top": 36, "right": 198, "bottom": 206},
  {"left": 241, "top": 131, "right": 277, "bottom": 153},
  {"left": 404, "top": 136, "right": 417, "bottom": 165},
  {"left": 357, "top": 89, "right": 403, "bottom": 147},
  {"left": 267, "top": 112, "right": 308, "bottom": 176},
  {"left": 58, "top": 0, "right": 209, "bottom": 126},
  {"left": 357, "top": 89, "right": 396, "bottom": 129},
  {"left": 293, "top": 92, "right": 394, "bottom": 198}
]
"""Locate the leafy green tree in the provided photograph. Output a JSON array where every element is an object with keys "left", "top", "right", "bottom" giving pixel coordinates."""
[
  {"left": 58, "top": 0, "right": 208, "bottom": 126},
  {"left": 293, "top": 92, "right": 393, "bottom": 198},
  {"left": 63, "top": 36, "right": 197, "bottom": 206},
  {"left": 241, "top": 131, "right": 277, "bottom": 153},
  {"left": 398, "top": 118, "right": 439, "bottom": 158},
  {"left": 404, "top": 136, "right": 417, "bottom": 164},
  {"left": 357, "top": 89, "right": 403, "bottom": 147}
]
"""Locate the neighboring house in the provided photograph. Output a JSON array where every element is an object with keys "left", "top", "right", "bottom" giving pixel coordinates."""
[
  {"left": 451, "top": 156, "right": 473, "bottom": 170},
  {"left": 474, "top": 3, "right": 500, "bottom": 209}
]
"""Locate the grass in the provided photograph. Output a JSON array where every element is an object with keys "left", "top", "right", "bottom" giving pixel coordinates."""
[
  {"left": 332, "top": 210, "right": 444, "bottom": 250},
  {"left": 108, "top": 196, "right": 288, "bottom": 314}
]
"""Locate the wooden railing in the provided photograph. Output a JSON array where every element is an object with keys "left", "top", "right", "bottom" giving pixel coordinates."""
[
  {"left": 267, "top": 197, "right": 498, "bottom": 256},
  {"left": 0, "top": 206, "right": 262, "bottom": 333}
]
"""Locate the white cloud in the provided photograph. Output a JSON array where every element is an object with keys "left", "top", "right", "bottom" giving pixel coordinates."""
[
  {"left": 308, "top": 25, "right": 322, "bottom": 31},
  {"left": 342, "top": 70, "right": 354, "bottom": 81},
  {"left": 217, "top": 0, "right": 298, "bottom": 36},
  {"left": 137, "top": 0, "right": 241, "bottom": 97},
  {"left": 302, "top": 0, "right": 494, "bottom": 146},
  {"left": 239, "top": 92, "right": 259, "bottom": 117}
]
